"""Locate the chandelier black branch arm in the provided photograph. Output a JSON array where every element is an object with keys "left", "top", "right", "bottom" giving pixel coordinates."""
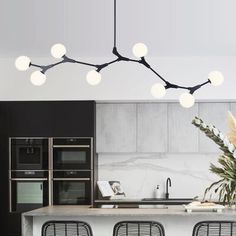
[
  {"left": 30, "top": 49, "right": 210, "bottom": 94},
  {"left": 15, "top": 0, "right": 224, "bottom": 108}
]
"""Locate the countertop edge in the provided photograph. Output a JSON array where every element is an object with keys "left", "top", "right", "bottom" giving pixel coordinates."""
[{"left": 22, "top": 205, "right": 236, "bottom": 217}]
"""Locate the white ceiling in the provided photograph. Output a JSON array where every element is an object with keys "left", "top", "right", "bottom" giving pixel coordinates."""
[{"left": 1, "top": 0, "right": 236, "bottom": 58}]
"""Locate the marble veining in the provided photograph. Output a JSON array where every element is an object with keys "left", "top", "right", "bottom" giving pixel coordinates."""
[{"left": 98, "top": 153, "right": 219, "bottom": 199}]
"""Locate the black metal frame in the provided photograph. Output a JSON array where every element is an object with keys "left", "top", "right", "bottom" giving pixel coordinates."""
[
  {"left": 27, "top": 0, "right": 211, "bottom": 95},
  {"left": 113, "top": 221, "right": 165, "bottom": 236},
  {"left": 41, "top": 221, "right": 93, "bottom": 236},
  {"left": 192, "top": 221, "right": 236, "bottom": 236}
]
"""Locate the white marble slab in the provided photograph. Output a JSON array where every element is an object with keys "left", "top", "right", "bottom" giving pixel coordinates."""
[{"left": 98, "top": 153, "right": 219, "bottom": 199}]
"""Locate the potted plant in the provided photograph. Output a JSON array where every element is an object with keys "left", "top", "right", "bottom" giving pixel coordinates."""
[{"left": 192, "top": 112, "right": 236, "bottom": 206}]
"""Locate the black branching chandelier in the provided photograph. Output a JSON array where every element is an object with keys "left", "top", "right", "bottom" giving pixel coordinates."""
[{"left": 15, "top": 0, "right": 224, "bottom": 108}]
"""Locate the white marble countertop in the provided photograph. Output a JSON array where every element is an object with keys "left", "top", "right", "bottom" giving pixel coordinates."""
[{"left": 23, "top": 205, "right": 236, "bottom": 217}]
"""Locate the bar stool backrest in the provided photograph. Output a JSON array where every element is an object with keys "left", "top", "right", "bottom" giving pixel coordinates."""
[
  {"left": 41, "top": 221, "right": 93, "bottom": 236},
  {"left": 113, "top": 221, "right": 165, "bottom": 236},
  {"left": 192, "top": 221, "right": 236, "bottom": 236}
]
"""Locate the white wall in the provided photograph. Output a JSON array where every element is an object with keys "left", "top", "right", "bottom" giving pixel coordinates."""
[{"left": 0, "top": 56, "right": 236, "bottom": 100}]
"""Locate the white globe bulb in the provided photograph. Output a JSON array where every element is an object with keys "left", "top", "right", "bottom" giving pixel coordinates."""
[
  {"left": 86, "top": 70, "right": 101, "bottom": 85},
  {"left": 51, "top": 43, "right": 66, "bottom": 58},
  {"left": 208, "top": 71, "right": 224, "bottom": 86},
  {"left": 179, "top": 92, "right": 195, "bottom": 108},
  {"left": 132, "top": 43, "right": 148, "bottom": 58},
  {"left": 15, "top": 56, "right": 31, "bottom": 71},
  {"left": 30, "top": 71, "right": 46, "bottom": 86},
  {"left": 150, "top": 83, "right": 166, "bottom": 98}
]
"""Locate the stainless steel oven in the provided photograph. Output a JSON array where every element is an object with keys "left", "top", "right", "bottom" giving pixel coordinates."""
[
  {"left": 52, "top": 171, "right": 91, "bottom": 205},
  {"left": 52, "top": 138, "right": 92, "bottom": 170}
]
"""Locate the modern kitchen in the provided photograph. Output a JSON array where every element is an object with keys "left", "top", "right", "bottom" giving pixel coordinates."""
[{"left": 1, "top": 1, "right": 236, "bottom": 236}]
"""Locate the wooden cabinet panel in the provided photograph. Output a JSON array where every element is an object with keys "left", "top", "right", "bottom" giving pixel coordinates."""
[
  {"left": 96, "top": 104, "right": 136, "bottom": 152},
  {"left": 137, "top": 103, "right": 167, "bottom": 152},
  {"left": 168, "top": 103, "right": 198, "bottom": 153},
  {"left": 199, "top": 103, "right": 230, "bottom": 153}
]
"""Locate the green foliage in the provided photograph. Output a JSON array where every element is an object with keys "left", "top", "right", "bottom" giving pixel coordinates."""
[{"left": 192, "top": 117, "right": 236, "bottom": 205}]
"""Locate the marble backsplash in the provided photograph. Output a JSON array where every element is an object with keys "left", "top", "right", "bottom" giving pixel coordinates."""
[{"left": 98, "top": 153, "right": 220, "bottom": 200}]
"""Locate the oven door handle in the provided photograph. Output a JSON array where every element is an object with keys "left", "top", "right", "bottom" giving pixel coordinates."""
[
  {"left": 52, "top": 145, "right": 90, "bottom": 148},
  {"left": 52, "top": 178, "right": 90, "bottom": 181}
]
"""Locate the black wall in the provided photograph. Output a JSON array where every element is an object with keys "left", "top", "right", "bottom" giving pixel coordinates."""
[{"left": 0, "top": 101, "right": 96, "bottom": 236}]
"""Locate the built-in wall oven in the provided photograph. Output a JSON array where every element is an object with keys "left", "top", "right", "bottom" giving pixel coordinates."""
[
  {"left": 9, "top": 137, "right": 49, "bottom": 212},
  {"left": 9, "top": 137, "right": 94, "bottom": 211},
  {"left": 51, "top": 137, "right": 93, "bottom": 205},
  {"left": 52, "top": 138, "right": 92, "bottom": 170},
  {"left": 10, "top": 178, "right": 48, "bottom": 212},
  {"left": 52, "top": 171, "right": 91, "bottom": 205}
]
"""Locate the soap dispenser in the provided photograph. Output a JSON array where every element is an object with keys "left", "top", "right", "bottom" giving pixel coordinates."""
[{"left": 154, "top": 185, "right": 161, "bottom": 199}]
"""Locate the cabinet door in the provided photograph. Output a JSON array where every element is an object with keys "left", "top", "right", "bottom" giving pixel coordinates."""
[
  {"left": 8, "top": 101, "right": 53, "bottom": 137},
  {"left": 51, "top": 101, "right": 95, "bottom": 137},
  {"left": 168, "top": 103, "right": 198, "bottom": 153},
  {"left": 96, "top": 104, "right": 136, "bottom": 153},
  {"left": 137, "top": 103, "right": 167, "bottom": 152},
  {"left": 199, "top": 103, "right": 230, "bottom": 153}
]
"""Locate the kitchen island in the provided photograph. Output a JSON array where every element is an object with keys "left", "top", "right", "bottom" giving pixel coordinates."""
[{"left": 22, "top": 205, "right": 236, "bottom": 236}]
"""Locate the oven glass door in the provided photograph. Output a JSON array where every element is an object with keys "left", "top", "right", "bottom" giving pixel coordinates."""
[
  {"left": 53, "top": 147, "right": 91, "bottom": 170},
  {"left": 11, "top": 180, "right": 48, "bottom": 212},
  {"left": 53, "top": 179, "right": 91, "bottom": 205}
]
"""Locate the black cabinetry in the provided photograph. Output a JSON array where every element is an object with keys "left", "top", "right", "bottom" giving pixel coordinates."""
[
  {"left": 5, "top": 101, "right": 95, "bottom": 137},
  {"left": 51, "top": 102, "right": 95, "bottom": 137},
  {"left": 7, "top": 102, "right": 53, "bottom": 137},
  {"left": 0, "top": 101, "right": 96, "bottom": 236}
]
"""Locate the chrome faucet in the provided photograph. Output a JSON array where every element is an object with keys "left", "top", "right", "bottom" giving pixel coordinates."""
[{"left": 165, "top": 177, "right": 172, "bottom": 199}]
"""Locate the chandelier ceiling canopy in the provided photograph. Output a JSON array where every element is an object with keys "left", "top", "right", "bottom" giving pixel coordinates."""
[{"left": 15, "top": 0, "right": 224, "bottom": 108}]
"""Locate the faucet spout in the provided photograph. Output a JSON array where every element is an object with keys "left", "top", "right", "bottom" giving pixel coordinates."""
[{"left": 165, "top": 177, "right": 172, "bottom": 199}]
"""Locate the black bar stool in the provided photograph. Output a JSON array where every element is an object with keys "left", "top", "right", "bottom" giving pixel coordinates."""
[
  {"left": 41, "top": 221, "right": 93, "bottom": 236},
  {"left": 192, "top": 221, "right": 236, "bottom": 236},
  {"left": 113, "top": 221, "right": 165, "bottom": 236}
]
